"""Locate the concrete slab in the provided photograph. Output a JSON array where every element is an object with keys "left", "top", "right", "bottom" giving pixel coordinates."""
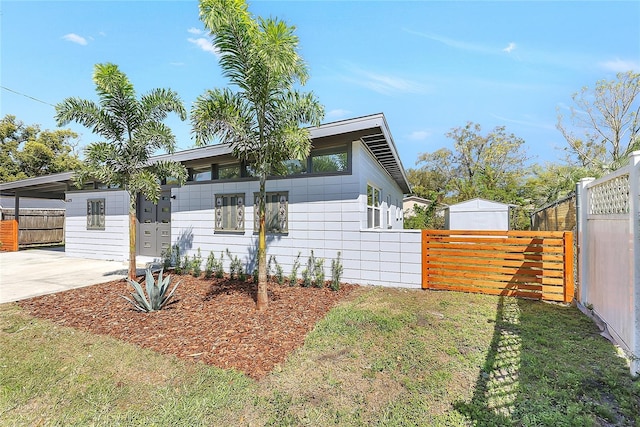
[{"left": 0, "top": 247, "right": 130, "bottom": 304}]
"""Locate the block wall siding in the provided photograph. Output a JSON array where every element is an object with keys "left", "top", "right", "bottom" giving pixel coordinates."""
[
  {"left": 65, "top": 190, "right": 129, "bottom": 261},
  {"left": 170, "top": 141, "right": 421, "bottom": 288}
]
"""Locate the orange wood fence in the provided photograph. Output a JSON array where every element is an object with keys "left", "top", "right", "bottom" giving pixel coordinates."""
[
  {"left": 422, "top": 230, "right": 574, "bottom": 303},
  {"left": 0, "top": 220, "right": 19, "bottom": 252}
]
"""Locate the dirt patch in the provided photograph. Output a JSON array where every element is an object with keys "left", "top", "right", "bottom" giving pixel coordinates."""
[{"left": 18, "top": 274, "right": 356, "bottom": 380}]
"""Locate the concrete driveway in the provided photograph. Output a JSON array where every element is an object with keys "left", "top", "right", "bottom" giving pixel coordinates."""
[{"left": 0, "top": 247, "right": 130, "bottom": 304}]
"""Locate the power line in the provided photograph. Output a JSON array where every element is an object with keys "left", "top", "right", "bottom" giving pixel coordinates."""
[{"left": 1, "top": 86, "right": 56, "bottom": 107}]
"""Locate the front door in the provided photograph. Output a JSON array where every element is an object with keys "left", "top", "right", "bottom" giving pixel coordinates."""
[{"left": 137, "top": 189, "right": 172, "bottom": 257}]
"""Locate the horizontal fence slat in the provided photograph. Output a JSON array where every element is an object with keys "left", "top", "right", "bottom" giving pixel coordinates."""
[
  {"left": 423, "top": 229, "right": 566, "bottom": 238},
  {"left": 426, "top": 270, "right": 566, "bottom": 286},
  {"left": 425, "top": 261, "right": 565, "bottom": 278},
  {"left": 425, "top": 255, "right": 564, "bottom": 271},
  {"left": 425, "top": 236, "right": 564, "bottom": 246},
  {"left": 424, "top": 248, "right": 564, "bottom": 262},
  {"left": 425, "top": 242, "right": 565, "bottom": 254}
]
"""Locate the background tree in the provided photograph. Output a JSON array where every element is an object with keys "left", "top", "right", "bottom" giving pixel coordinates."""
[
  {"left": 191, "top": 0, "right": 324, "bottom": 311},
  {"left": 557, "top": 71, "right": 640, "bottom": 175},
  {"left": 56, "top": 63, "right": 187, "bottom": 280},
  {"left": 0, "top": 115, "right": 81, "bottom": 182},
  {"left": 413, "top": 122, "right": 529, "bottom": 203}
]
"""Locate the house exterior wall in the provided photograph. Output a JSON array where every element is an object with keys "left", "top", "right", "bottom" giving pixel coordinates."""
[
  {"left": 169, "top": 140, "right": 418, "bottom": 288},
  {"left": 65, "top": 190, "right": 129, "bottom": 261}
]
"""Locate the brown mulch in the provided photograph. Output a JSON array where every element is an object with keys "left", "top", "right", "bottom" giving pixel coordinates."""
[{"left": 17, "top": 274, "right": 357, "bottom": 380}]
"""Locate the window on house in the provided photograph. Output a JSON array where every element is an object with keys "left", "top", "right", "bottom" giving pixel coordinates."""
[
  {"left": 214, "top": 194, "right": 245, "bottom": 232},
  {"left": 367, "top": 185, "right": 381, "bottom": 228},
  {"left": 218, "top": 164, "right": 241, "bottom": 180},
  {"left": 190, "top": 166, "right": 212, "bottom": 181},
  {"left": 87, "top": 198, "right": 105, "bottom": 230},
  {"left": 254, "top": 192, "right": 288, "bottom": 234},
  {"left": 310, "top": 146, "right": 348, "bottom": 173}
]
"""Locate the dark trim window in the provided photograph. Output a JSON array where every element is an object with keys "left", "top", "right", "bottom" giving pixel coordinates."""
[
  {"left": 367, "top": 185, "right": 381, "bottom": 229},
  {"left": 189, "top": 166, "right": 212, "bottom": 181},
  {"left": 310, "top": 146, "right": 348, "bottom": 173},
  {"left": 87, "top": 198, "right": 105, "bottom": 230},
  {"left": 254, "top": 191, "right": 288, "bottom": 234},
  {"left": 215, "top": 194, "right": 245, "bottom": 232}
]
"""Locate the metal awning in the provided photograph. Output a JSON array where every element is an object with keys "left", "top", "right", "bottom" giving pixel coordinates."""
[{"left": 0, "top": 172, "right": 74, "bottom": 199}]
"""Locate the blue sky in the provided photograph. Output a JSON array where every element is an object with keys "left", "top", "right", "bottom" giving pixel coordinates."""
[{"left": 2, "top": 1, "right": 639, "bottom": 172}]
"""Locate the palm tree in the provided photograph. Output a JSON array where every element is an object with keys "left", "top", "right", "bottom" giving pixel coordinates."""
[
  {"left": 56, "top": 63, "right": 187, "bottom": 280},
  {"left": 192, "top": 0, "right": 324, "bottom": 310}
]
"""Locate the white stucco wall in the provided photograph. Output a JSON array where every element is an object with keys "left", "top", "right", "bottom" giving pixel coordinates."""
[
  {"left": 169, "top": 140, "right": 419, "bottom": 288},
  {"left": 65, "top": 190, "right": 129, "bottom": 261}
]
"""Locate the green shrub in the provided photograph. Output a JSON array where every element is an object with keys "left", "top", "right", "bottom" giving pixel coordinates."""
[
  {"left": 226, "top": 249, "right": 244, "bottom": 280},
  {"left": 289, "top": 252, "right": 301, "bottom": 286},
  {"left": 121, "top": 268, "right": 181, "bottom": 312},
  {"left": 214, "top": 252, "right": 225, "bottom": 278},
  {"left": 269, "top": 256, "right": 285, "bottom": 285},
  {"left": 191, "top": 248, "right": 202, "bottom": 278},
  {"left": 173, "top": 245, "right": 182, "bottom": 274},
  {"left": 181, "top": 255, "right": 191, "bottom": 276},
  {"left": 302, "top": 250, "right": 324, "bottom": 287},
  {"left": 330, "top": 251, "right": 343, "bottom": 291}
]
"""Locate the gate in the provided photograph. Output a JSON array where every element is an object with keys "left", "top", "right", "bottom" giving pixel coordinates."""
[
  {"left": 422, "top": 230, "right": 574, "bottom": 303},
  {"left": 0, "top": 220, "right": 19, "bottom": 251}
]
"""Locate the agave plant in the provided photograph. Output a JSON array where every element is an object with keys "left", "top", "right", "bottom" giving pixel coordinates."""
[{"left": 121, "top": 268, "right": 181, "bottom": 312}]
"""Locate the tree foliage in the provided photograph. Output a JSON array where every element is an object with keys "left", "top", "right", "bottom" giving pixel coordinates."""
[
  {"left": 412, "top": 122, "right": 529, "bottom": 205},
  {"left": 557, "top": 71, "right": 640, "bottom": 175},
  {"left": 55, "top": 63, "right": 187, "bottom": 280},
  {"left": 191, "top": 0, "right": 324, "bottom": 310},
  {"left": 0, "top": 115, "right": 81, "bottom": 183}
]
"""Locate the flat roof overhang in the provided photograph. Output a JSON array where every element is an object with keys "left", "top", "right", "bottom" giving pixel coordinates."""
[
  {"left": 0, "top": 113, "right": 412, "bottom": 199},
  {"left": 0, "top": 172, "right": 74, "bottom": 199}
]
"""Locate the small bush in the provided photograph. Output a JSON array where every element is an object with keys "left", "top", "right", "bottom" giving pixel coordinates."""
[
  {"left": 313, "top": 256, "right": 325, "bottom": 288},
  {"left": 181, "top": 255, "right": 191, "bottom": 276},
  {"left": 214, "top": 252, "right": 225, "bottom": 278},
  {"left": 121, "top": 268, "right": 181, "bottom": 312},
  {"left": 173, "top": 246, "right": 182, "bottom": 275},
  {"left": 302, "top": 250, "right": 324, "bottom": 287},
  {"left": 226, "top": 249, "right": 244, "bottom": 280},
  {"left": 270, "top": 256, "right": 285, "bottom": 285},
  {"left": 330, "top": 251, "right": 343, "bottom": 291},
  {"left": 191, "top": 248, "right": 202, "bottom": 278},
  {"left": 289, "top": 252, "right": 301, "bottom": 286}
]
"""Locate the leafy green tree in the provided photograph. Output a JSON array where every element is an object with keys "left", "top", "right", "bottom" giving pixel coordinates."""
[
  {"left": 557, "top": 71, "right": 640, "bottom": 175},
  {"left": 55, "top": 63, "right": 187, "bottom": 280},
  {"left": 0, "top": 115, "right": 81, "bottom": 182},
  {"left": 191, "top": 0, "right": 324, "bottom": 310},
  {"left": 413, "top": 122, "right": 529, "bottom": 205}
]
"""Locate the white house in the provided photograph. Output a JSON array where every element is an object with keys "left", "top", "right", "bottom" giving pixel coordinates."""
[
  {"left": 1, "top": 113, "right": 423, "bottom": 288},
  {"left": 445, "top": 198, "right": 513, "bottom": 230}
]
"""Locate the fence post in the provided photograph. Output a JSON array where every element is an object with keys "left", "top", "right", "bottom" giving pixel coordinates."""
[
  {"left": 628, "top": 151, "right": 640, "bottom": 376},
  {"left": 576, "top": 177, "right": 594, "bottom": 305},
  {"left": 563, "top": 231, "right": 575, "bottom": 303},
  {"left": 421, "top": 229, "right": 429, "bottom": 289}
]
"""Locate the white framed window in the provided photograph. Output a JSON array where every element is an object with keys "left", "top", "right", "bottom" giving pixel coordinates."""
[
  {"left": 215, "top": 193, "right": 245, "bottom": 232},
  {"left": 87, "top": 198, "right": 105, "bottom": 230},
  {"left": 367, "top": 184, "right": 381, "bottom": 228},
  {"left": 254, "top": 191, "right": 288, "bottom": 234}
]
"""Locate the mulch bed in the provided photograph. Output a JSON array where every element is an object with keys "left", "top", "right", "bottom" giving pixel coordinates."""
[{"left": 18, "top": 274, "right": 357, "bottom": 379}]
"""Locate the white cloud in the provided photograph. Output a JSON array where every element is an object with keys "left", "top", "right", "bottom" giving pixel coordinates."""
[
  {"left": 188, "top": 37, "right": 220, "bottom": 57},
  {"left": 346, "top": 67, "right": 430, "bottom": 95},
  {"left": 188, "top": 27, "right": 203, "bottom": 35},
  {"left": 62, "top": 33, "right": 88, "bottom": 46},
  {"left": 503, "top": 42, "right": 516, "bottom": 54},
  {"left": 325, "top": 109, "right": 352, "bottom": 120},
  {"left": 599, "top": 58, "right": 640, "bottom": 73},
  {"left": 408, "top": 130, "right": 431, "bottom": 141}
]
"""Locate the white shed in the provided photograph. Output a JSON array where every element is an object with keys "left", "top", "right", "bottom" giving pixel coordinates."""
[{"left": 445, "top": 198, "right": 512, "bottom": 230}]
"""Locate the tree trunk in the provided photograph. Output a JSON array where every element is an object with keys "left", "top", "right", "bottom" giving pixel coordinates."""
[
  {"left": 256, "top": 177, "right": 269, "bottom": 311},
  {"left": 128, "top": 192, "right": 137, "bottom": 281}
]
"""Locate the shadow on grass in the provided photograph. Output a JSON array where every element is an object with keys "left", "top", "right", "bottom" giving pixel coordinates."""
[{"left": 453, "top": 295, "right": 521, "bottom": 425}]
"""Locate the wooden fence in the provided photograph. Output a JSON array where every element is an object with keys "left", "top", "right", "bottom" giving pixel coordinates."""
[
  {"left": 0, "top": 209, "right": 64, "bottom": 246},
  {"left": 422, "top": 230, "right": 574, "bottom": 303},
  {"left": 530, "top": 194, "right": 576, "bottom": 231},
  {"left": 0, "top": 220, "right": 19, "bottom": 251}
]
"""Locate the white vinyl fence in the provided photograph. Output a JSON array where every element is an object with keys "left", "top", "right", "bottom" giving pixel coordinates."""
[{"left": 577, "top": 151, "right": 640, "bottom": 376}]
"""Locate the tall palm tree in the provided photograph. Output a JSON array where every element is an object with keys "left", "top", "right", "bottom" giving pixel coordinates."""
[
  {"left": 192, "top": 0, "right": 324, "bottom": 311},
  {"left": 56, "top": 63, "right": 187, "bottom": 280}
]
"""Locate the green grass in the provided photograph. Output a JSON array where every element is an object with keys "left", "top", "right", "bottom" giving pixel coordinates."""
[{"left": 1, "top": 287, "right": 639, "bottom": 426}]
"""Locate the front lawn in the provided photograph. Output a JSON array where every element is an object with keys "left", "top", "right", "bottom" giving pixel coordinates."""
[{"left": 1, "top": 284, "right": 638, "bottom": 426}]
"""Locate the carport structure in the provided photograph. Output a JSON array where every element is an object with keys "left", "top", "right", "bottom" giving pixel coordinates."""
[{"left": 0, "top": 172, "right": 73, "bottom": 251}]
